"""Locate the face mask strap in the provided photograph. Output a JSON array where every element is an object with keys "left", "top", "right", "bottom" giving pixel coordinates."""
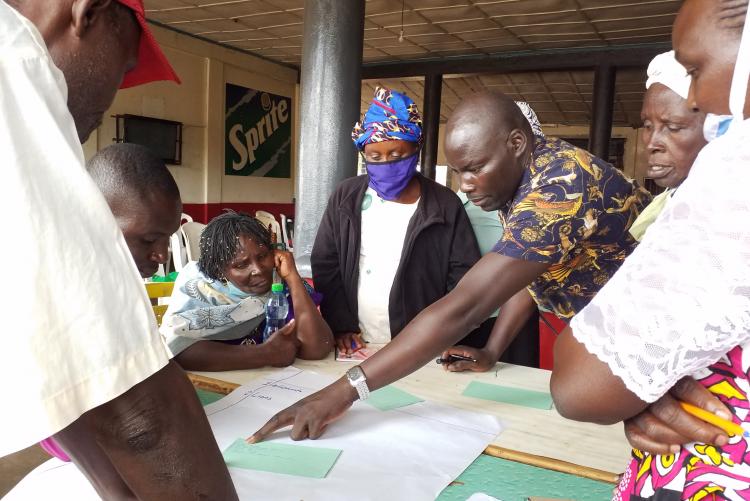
[
  {"left": 703, "top": 113, "right": 735, "bottom": 142},
  {"left": 729, "top": 4, "right": 750, "bottom": 122}
]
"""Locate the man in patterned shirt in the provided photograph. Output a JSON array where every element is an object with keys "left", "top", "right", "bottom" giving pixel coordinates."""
[
  {"left": 440, "top": 91, "right": 652, "bottom": 371},
  {"left": 248, "top": 91, "right": 653, "bottom": 442}
]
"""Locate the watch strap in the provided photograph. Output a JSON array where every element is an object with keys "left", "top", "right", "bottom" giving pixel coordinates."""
[{"left": 346, "top": 366, "right": 370, "bottom": 401}]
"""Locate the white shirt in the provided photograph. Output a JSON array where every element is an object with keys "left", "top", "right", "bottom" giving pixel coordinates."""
[
  {"left": 571, "top": 118, "right": 750, "bottom": 403},
  {"left": 0, "top": 2, "right": 169, "bottom": 457},
  {"left": 357, "top": 188, "right": 419, "bottom": 343}
]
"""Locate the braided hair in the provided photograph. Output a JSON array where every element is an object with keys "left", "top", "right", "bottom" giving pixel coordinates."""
[{"left": 198, "top": 210, "right": 272, "bottom": 282}]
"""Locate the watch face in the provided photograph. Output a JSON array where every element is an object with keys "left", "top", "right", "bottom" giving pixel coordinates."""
[{"left": 347, "top": 366, "right": 365, "bottom": 383}]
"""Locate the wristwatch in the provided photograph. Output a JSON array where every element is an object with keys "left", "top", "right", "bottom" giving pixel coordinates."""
[{"left": 345, "top": 366, "right": 370, "bottom": 401}]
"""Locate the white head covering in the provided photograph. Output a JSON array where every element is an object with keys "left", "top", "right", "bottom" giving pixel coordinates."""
[
  {"left": 515, "top": 101, "right": 544, "bottom": 137},
  {"left": 646, "top": 50, "right": 691, "bottom": 100}
]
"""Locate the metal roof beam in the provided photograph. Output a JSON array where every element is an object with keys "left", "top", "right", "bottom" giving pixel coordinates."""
[{"left": 361, "top": 42, "right": 669, "bottom": 79}]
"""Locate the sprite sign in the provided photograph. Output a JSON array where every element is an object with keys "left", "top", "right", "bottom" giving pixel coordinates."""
[{"left": 225, "top": 83, "right": 291, "bottom": 177}]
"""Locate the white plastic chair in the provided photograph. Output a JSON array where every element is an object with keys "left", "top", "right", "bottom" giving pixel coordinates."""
[
  {"left": 169, "top": 213, "right": 194, "bottom": 272},
  {"left": 181, "top": 221, "right": 206, "bottom": 262},
  {"left": 280, "top": 213, "right": 293, "bottom": 251},
  {"left": 255, "top": 210, "right": 282, "bottom": 244}
]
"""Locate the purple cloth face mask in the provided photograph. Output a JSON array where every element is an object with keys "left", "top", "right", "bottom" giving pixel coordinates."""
[{"left": 365, "top": 152, "right": 419, "bottom": 201}]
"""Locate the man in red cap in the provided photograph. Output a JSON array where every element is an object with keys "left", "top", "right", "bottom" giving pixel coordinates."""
[{"left": 1, "top": 0, "right": 237, "bottom": 498}]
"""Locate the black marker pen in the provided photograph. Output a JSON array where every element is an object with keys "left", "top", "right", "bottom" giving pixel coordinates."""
[{"left": 436, "top": 354, "right": 477, "bottom": 364}]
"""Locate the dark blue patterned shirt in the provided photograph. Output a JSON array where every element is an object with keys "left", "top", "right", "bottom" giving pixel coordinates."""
[{"left": 493, "top": 137, "right": 652, "bottom": 319}]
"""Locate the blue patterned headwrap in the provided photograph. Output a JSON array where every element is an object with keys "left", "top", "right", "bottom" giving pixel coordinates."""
[{"left": 352, "top": 87, "right": 423, "bottom": 150}]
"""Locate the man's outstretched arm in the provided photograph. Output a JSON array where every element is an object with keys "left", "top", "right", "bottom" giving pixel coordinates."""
[{"left": 249, "top": 253, "right": 549, "bottom": 442}]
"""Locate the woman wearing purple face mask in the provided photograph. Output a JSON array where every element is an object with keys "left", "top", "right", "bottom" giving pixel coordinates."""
[{"left": 311, "top": 86, "right": 481, "bottom": 357}]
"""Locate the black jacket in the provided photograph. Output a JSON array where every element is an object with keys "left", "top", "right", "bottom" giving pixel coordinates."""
[{"left": 311, "top": 174, "right": 481, "bottom": 338}]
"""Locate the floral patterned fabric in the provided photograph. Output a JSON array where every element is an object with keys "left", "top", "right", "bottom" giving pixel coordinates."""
[
  {"left": 493, "top": 136, "right": 652, "bottom": 319},
  {"left": 615, "top": 345, "right": 750, "bottom": 501}
]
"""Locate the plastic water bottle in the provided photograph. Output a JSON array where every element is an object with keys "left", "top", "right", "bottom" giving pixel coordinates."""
[{"left": 262, "top": 283, "right": 289, "bottom": 342}]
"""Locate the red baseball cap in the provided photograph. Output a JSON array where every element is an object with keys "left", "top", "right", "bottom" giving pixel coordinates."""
[{"left": 117, "top": 0, "right": 181, "bottom": 89}]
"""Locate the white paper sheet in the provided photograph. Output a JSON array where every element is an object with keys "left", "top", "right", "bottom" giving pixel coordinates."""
[
  {"left": 3, "top": 459, "right": 100, "bottom": 501},
  {"left": 5, "top": 367, "right": 503, "bottom": 501}
]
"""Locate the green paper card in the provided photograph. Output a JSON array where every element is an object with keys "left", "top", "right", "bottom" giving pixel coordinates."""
[
  {"left": 365, "top": 385, "right": 424, "bottom": 411},
  {"left": 222, "top": 439, "right": 342, "bottom": 478},
  {"left": 462, "top": 381, "right": 553, "bottom": 410},
  {"left": 195, "top": 388, "right": 224, "bottom": 407}
]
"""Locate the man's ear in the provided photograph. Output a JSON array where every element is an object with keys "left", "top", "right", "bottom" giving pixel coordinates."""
[
  {"left": 71, "top": 0, "right": 113, "bottom": 38},
  {"left": 507, "top": 128, "right": 529, "bottom": 161}
]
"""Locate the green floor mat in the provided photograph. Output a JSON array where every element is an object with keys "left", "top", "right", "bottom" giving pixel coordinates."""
[{"left": 437, "top": 454, "right": 614, "bottom": 501}]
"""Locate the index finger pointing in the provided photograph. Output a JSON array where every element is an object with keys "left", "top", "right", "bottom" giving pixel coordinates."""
[{"left": 247, "top": 410, "right": 295, "bottom": 444}]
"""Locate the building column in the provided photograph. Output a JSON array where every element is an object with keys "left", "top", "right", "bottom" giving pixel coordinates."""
[
  {"left": 294, "top": 0, "right": 365, "bottom": 276},
  {"left": 588, "top": 64, "right": 616, "bottom": 161},
  {"left": 420, "top": 74, "right": 442, "bottom": 180}
]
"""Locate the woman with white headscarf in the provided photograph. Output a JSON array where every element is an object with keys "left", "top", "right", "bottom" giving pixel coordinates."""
[
  {"left": 628, "top": 51, "right": 707, "bottom": 241},
  {"left": 551, "top": 0, "right": 750, "bottom": 498}
]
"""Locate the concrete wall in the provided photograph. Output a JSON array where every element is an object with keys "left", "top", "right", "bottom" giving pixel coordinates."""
[
  {"left": 84, "top": 28, "right": 652, "bottom": 218},
  {"left": 82, "top": 25, "right": 299, "bottom": 223}
]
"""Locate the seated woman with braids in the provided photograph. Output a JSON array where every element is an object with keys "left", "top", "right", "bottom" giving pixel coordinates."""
[{"left": 161, "top": 211, "right": 333, "bottom": 371}]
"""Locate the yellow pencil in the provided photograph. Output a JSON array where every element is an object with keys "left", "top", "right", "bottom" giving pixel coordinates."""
[{"left": 680, "top": 402, "right": 749, "bottom": 438}]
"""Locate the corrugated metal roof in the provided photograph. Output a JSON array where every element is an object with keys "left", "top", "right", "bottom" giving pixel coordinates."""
[{"left": 146, "top": 0, "right": 676, "bottom": 125}]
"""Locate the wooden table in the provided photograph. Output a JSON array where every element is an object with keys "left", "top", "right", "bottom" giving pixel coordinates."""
[{"left": 191, "top": 355, "right": 631, "bottom": 483}]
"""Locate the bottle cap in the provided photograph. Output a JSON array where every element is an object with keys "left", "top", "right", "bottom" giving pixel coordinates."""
[{"left": 271, "top": 283, "right": 284, "bottom": 293}]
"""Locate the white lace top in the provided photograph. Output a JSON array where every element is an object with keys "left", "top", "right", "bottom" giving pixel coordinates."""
[{"left": 571, "top": 119, "right": 750, "bottom": 403}]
